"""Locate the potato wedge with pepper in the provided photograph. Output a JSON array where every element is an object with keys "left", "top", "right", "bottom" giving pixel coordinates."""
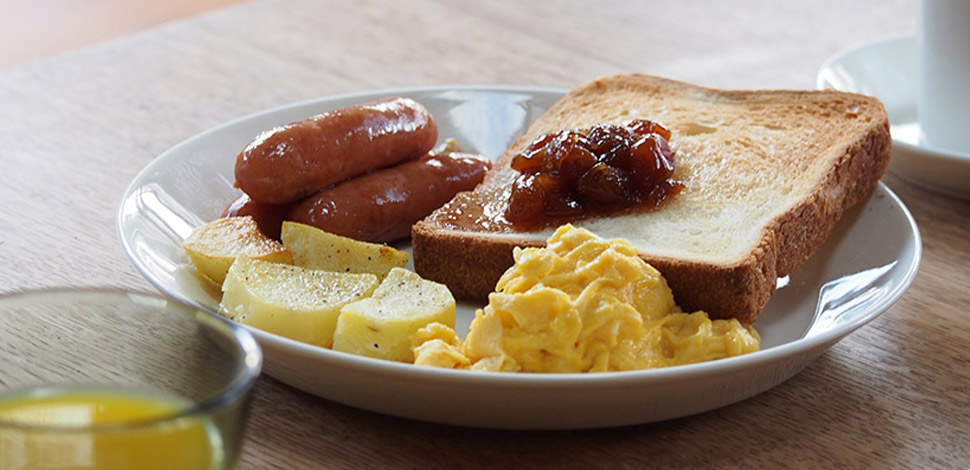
[
  {"left": 220, "top": 256, "right": 378, "bottom": 348},
  {"left": 332, "top": 268, "right": 455, "bottom": 362},
  {"left": 280, "top": 221, "right": 408, "bottom": 279},
  {"left": 182, "top": 216, "right": 292, "bottom": 284}
]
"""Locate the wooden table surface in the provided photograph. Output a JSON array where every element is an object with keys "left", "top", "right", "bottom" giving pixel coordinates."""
[
  {"left": 2, "top": 0, "right": 968, "bottom": 468},
  {"left": 0, "top": 0, "right": 246, "bottom": 68}
]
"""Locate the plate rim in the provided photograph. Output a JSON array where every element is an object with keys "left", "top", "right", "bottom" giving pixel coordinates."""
[{"left": 117, "top": 86, "right": 923, "bottom": 394}]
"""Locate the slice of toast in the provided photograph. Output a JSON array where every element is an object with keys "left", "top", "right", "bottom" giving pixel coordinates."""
[{"left": 411, "top": 74, "right": 891, "bottom": 324}]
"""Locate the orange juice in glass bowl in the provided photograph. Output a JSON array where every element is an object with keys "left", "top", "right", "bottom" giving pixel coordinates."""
[{"left": 0, "top": 289, "right": 262, "bottom": 470}]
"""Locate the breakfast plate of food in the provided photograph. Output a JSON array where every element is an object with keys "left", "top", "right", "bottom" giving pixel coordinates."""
[{"left": 118, "top": 75, "right": 920, "bottom": 429}]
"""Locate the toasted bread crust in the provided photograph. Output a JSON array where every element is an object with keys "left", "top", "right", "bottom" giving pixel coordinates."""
[
  {"left": 771, "top": 122, "right": 892, "bottom": 277},
  {"left": 412, "top": 74, "right": 891, "bottom": 323},
  {"left": 412, "top": 225, "right": 536, "bottom": 299}
]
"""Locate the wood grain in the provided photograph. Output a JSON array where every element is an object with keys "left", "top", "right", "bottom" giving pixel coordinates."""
[{"left": 3, "top": 0, "right": 967, "bottom": 468}]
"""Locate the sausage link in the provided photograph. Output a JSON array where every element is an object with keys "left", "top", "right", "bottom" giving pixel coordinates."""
[
  {"left": 286, "top": 152, "right": 492, "bottom": 242},
  {"left": 223, "top": 193, "right": 289, "bottom": 240},
  {"left": 234, "top": 97, "right": 438, "bottom": 204}
]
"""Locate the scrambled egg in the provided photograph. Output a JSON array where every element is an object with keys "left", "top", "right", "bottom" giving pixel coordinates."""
[{"left": 411, "top": 224, "right": 760, "bottom": 372}]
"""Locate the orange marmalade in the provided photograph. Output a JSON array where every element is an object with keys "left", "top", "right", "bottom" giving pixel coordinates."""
[{"left": 506, "top": 119, "right": 682, "bottom": 227}]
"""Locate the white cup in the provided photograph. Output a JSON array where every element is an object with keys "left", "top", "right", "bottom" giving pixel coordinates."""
[{"left": 918, "top": 0, "right": 970, "bottom": 154}]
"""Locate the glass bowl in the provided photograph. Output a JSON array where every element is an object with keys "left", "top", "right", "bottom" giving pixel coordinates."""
[{"left": 0, "top": 289, "right": 262, "bottom": 470}]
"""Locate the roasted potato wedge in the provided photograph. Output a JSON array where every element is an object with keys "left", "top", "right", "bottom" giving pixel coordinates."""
[
  {"left": 182, "top": 216, "right": 292, "bottom": 284},
  {"left": 220, "top": 256, "right": 378, "bottom": 348},
  {"left": 280, "top": 221, "right": 408, "bottom": 279},
  {"left": 333, "top": 267, "right": 455, "bottom": 362}
]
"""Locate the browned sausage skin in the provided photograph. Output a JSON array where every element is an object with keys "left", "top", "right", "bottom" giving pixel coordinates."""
[
  {"left": 222, "top": 193, "right": 289, "bottom": 240},
  {"left": 286, "top": 152, "right": 492, "bottom": 242},
  {"left": 234, "top": 97, "right": 438, "bottom": 205}
]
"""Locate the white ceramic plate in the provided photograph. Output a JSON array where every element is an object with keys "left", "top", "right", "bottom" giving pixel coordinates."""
[
  {"left": 817, "top": 34, "right": 970, "bottom": 199},
  {"left": 118, "top": 86, "right": 921, "bottom": 430}
]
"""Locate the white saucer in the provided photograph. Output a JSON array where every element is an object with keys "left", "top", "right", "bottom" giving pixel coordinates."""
[{"left": 818, "top": 34, "right": 970, "bottom": 199}]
